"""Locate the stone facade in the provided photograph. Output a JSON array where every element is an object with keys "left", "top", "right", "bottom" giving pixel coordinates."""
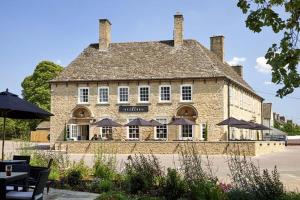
[
  {"left": 54, "top": 140, "right": 285, "bottom": 156},
  {"left": 50, "top": 78, "right": 262, "bottom": 145}
]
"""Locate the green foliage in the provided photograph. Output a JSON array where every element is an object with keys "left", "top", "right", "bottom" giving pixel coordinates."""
[
  {"left": 227, "top": 189, "right": 252, "bottom": 200},
  {"left": 125, "top": 154, "right": 163, "bottom": 194},
  {"left": 96, "top": 191, "right": 129, "bottom": 200},
  {"left": 93, "top": 149, "right": 116, "bottom": 180},
  {"left": 21, "top": 60, "right": 63, "bottom": 111},
  {"left": 189, "top": 180, "right": 227, "bottom": 200},
  {"left": 66, "top": 169, "right": 83, "bottom": 187},
  {"left": 279, "top": 192, "right": 300, "bottom": 200},
  {"left": 67, "top": 160, "right": 91, "bottom": 179},
  {"left": 237, "top": 0, "right": 300, "bottom": 97},
  {"left": 0, "top": 118, "right": 31, "bottom": 140},
  {"left": 162, "top": 168, "right": 187, "bottom": 200},
  {"left": 100, "top": 179, "right": 114, "bottom": 192}
]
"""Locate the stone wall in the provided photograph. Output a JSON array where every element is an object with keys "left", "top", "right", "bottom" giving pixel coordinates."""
[{"left": 54, "top": 141, "right": 285, "bottom": 156}]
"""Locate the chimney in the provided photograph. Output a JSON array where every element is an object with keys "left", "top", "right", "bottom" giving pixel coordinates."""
[
  {"left": 210, "top": 35, "right": 224, "bottom": 62},
  {"left": 231, "top": 65, "right": 243, "bottom": 77},
  {"left": 173, "top": 13, "right": 184, "bottom": 47},
  {"left": 99, "top": 19, "right": 111, "bottom": 50}
]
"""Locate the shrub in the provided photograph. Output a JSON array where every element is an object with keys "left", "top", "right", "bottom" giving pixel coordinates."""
[
  {"left": 93, "top": 148, "right": 117, "bottom": 180},
  {"left": 96, "top": 191, "right": 129, "bottom": 200},
  {"left": 66, "top": 169, "right": 83, "bottom": 187},
  {"left": 227, "top": 152, "right": 284, "bottom": 200},
  {"left": 100, "top": 179, "right": 114, "bottom": 192},
  {"left": 189, "top": 180, "right": 227, "bottom": 200},
  {"left": 227, "top": 189, "right": 252, "bottom": 200},
  {"left": 162, "top": 168, "right": 186, "bottom": 200},
  {"left": 125, "top": 154, "right": 163, "bottom": 194}
]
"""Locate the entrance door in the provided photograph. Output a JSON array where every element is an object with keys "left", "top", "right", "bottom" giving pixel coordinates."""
[{"left": 66, "top": 124, "right": 89, "bottom": 141}]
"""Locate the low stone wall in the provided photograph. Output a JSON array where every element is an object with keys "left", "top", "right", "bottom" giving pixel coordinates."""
[{"left": 54, "top": 140, "right": 285, "bottom": 156}]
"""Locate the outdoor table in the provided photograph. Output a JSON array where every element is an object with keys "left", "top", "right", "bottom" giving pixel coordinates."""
[
  {"left": 0, "top": 172, "right": 28, "bottom": 200},
  {"left": 0, "top": 160, "right": 27, "bottom": 172}
]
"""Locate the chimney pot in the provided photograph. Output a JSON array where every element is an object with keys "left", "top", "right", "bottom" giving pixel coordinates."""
[
  {"left": 210, "top": 35, "right": 224, "bottom": 62},
  {"left": 99, "top": 19, "right": 111, "bottom": 50},
  {"left": 173, "top": 13, "right": 184, "bottom": 47}
]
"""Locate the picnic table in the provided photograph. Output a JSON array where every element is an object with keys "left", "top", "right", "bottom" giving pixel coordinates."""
[{"left": 0, "top": 172, "right": 28, "bottom": 199}]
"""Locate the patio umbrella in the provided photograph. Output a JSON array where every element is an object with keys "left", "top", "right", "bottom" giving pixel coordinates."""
[
  {"left": 149, "top": 119, "right": 163, "bottom": 126},
  {"left": 0, "top": 89, "right": 53, "bottom": 160},
  {"left": 217, "top": 117, "right": 249, "bottom": 126},
  {"left": 94, "top": 118, "right": 122, "bottom": 127},
  {"left": 168, "top": 118, "right": 196, "bottom": 125},
  {"left": 124, "top": 118, "right": 154, "bottom": 126}
]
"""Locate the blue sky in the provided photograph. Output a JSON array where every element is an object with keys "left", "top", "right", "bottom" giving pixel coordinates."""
[{"left": 0, "top": 0, "right": 299, "bottom": 123}]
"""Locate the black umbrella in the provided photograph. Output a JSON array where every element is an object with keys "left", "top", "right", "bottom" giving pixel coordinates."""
[
  {"left": 124, "top": 118, "right": 154, "bottom": 126},
  {"left": 94, "top": 118, "right": 122, "bottom": 127},
  {"left": 168, "top": 118, "right": 195, "bottom": 125},
  {"left": 0, "top": 89, "right": 53, "bottom": 160},
  {"left": 149, "top": 119, "right": 163, "bottom": 126},
  {"left": 217, "top": 117, "right": 249, "bottom": 126}
]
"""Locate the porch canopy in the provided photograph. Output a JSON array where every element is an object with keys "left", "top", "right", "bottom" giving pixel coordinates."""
[{"left": 94, "top": 118, "right": 122, "bottom": 127}]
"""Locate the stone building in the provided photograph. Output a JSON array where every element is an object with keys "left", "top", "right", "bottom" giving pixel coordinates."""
[{"left": 50, "top": 14, "right": 263, "bottom": 145}]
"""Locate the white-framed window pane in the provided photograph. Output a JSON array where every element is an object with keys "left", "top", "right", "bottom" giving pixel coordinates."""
[
  {"left": 160, "top": 86, "right": 170, "bottom": 101},
  {"left": 119, "top": 87, "right": 129, "bottom": 102},
  {"left": 99, "top": 88, "right": 109, "bottom": 103},
  {"left": 156, "top": 118, "right": 168, "bottom": 139},
  {"left": 101, "top": 126, "right": 112, "bottom": 139},
  {"left": 128, "top": 119, "right": 139, "bottom": 139},
  {"left": 181, "top": 85, "right": 192, "bottom": 101},
  {"left": 139, "top": 87, "right": 149, "bottom": 102},
  {"left": 79, "top": 88, "right": 89, "bottom": 103},
  {"left": 182, "top": 125, "right": 193, "bottom": 138}
]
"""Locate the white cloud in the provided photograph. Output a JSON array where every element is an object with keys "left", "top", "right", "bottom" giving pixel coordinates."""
[
  {"left": 255, "top": 57, "right": 272, "bottom": 74},
  {"left": 56, "top": 59, "right": 62, "bottom": 64},
  {"left": 227, "top": 57, "right": 246, "bottom": 66}
]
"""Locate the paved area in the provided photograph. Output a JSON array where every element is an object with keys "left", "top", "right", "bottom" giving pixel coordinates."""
[
  {"left": 2, "top": 141, "right": 300, "bottom": 192},
  {"left": 44, "top": 189, "right": 99, "bottom": 200}
]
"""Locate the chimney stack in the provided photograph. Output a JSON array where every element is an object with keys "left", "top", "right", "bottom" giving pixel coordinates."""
[
  {"left": 99, "top": 19, "right": 111, "bottom": 50},
  {"left": 231, "top": 65, "right": 243, "bottom": 77},
  {"left": 173, "top": 13, "right": 184, "bottom": 47},
  {"left": 210, "top": 35, "right": 224, "bottom": 62}
]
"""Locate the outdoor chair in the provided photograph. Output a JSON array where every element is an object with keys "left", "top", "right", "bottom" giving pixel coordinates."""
[
  {"left": 6, "top": 169, "right": 50, "bottom": 200},
  {"left": 6, "top": 163, "right": 30, "bottom": 191},
  {"left": 13, "top": 155, "right": 31, "bottom": 164},
  {"left": 28, "top": 158, "right": 53, "bottom": 193}
]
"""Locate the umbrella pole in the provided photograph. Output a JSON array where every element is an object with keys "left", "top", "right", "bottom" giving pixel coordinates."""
[{"left": 2, "top": 116, "right": 6, "bottom": 161}]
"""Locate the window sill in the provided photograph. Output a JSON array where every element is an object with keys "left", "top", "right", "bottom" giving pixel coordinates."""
[
  {"left": 157, "top": 102, "right": 172, "bottom": 105},
  {"left": 136, "top": 102, "right": 151, "bottom": 105},
  {"left": 97, "top": 103, "right": 110, "bottom": 106}
]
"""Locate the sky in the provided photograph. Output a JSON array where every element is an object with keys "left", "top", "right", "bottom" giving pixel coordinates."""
[{"left": 0, "top": 0, "right": 299, "bottom": 123}]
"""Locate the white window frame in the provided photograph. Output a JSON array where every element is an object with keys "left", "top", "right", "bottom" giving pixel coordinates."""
[
  {"left": 179, "top": 124, "right": 194, "bottom": 140},
  {"left": 138, "top": 85, "right": 150, "bottom": 103},
  {"left": 78, "top": 87, "right": 89, "bottom": 104},
  {"left": 159, "top": 85, "right": 171, "bottom": 102},
  {"left": 200, "top": 123, "right": 207, "bottom": 141},
  {"left": 98, "top": 86, "right": 109, "bottom": 104},
  {"left": 154, "top": 117, "right": 168, "bottom": 140},
  {"left": 118, "top": 86, "right": 129, "bottom": 104},
  {"left": 180, "top": 84, "right": 193, "bottom": 102},
  {"left": 100, "top": 126, "right": 113, "bottom": 140},
  {"left": 127, "top": 118, "right": 139, "bottom": 140}
]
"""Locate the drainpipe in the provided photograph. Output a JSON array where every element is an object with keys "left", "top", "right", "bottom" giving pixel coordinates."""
[
  {"left": 260, "top": 100, "right": 263, "bottom": 141},
  {"left": 227, "top": 80, "right": 231, "bottom": 141}
]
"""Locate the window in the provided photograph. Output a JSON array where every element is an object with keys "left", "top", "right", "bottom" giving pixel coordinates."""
[
  {"left": 200, "top": 123, "right": 207, "bottom": 140},
  {"left": 78, "top": 87, "right": 89, "bottom": 103},
  {"left": 155, "top": 118, "right": 168, "bottom": 139},
  {"left": 181, "top": 84, "right": 192, "bottom": 102},
  {"left": 100, "top": 126, "right": 112, "bottom": 140},
  {"left": 159, "top": 85, "right": 171, "bottom": 102},
  {"left": 98, "top": 87, "right": 109, "bottom": 104},
  {"left": 138, "top": 86, "right": 150, "bottom": 103},
  {"left": 128, "top": 118, "right": 139, "bottom": 139},
  {"left": 181, "top": 125, "right": 193, "bottom": 139},
  {"left": 118, "top": 86, "right": 129, "bottom": 103}
]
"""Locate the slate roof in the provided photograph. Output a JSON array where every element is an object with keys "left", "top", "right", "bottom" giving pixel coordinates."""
[
  {"left": 52, "top": 39, "right": 260, "bottom": 97},
  {"left": 262, "top": 103, "right": 272, "bottom": 119}
]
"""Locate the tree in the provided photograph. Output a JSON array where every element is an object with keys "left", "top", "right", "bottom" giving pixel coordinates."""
[
  {"left": 21, "top": 61, "right": 63, "bottom": 111},
  {"left": 237, "top": 0, "right": 300, "bottom": 97}
]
